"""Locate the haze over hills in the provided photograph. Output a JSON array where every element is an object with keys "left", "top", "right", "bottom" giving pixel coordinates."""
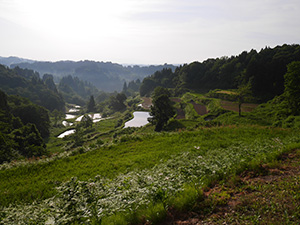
[
  {"left": 0, "top": 57, "right": 177, "bottom": 92},
  {"left": 0, "top": 56, "right": 35, "bottom": 67}
]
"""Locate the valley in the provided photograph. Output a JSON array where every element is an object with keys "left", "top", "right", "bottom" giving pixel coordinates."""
[{"left": 0, "top": 44, "right": 300, "bottom": 224}]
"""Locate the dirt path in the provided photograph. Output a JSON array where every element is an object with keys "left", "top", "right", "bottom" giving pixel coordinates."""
[{"left": 159, "top": 149, "right": 300, "bottom": 225}]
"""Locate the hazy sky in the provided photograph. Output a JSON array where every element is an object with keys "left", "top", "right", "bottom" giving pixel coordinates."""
[{"left": 0, "top": 0, "right": 300, "bottom": 64}]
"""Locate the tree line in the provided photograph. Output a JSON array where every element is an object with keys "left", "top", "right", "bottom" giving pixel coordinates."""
[{"left": 140, "top": 44, "right": 300, "bottom": 102}]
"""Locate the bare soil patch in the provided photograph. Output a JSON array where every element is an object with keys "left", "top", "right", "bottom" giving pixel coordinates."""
[
  {"left": 171, "top": 98, "right": 182, "bottom": 103},
  {"left": 221, "top": 100, "right": 258, "bottom": 113},
  {"left": 141, "top": 97, "right": 152, "bottom": 109},
  {"left": 176, "top": 108, "right": 185, "bottom": 119},
  {"left": 191, "top": 102, "right": 208, "bottom": 115}
]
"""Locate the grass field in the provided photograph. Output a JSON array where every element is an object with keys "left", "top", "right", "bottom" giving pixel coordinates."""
[{"left": 1, "top": 125, "right": 300, "bottom": 224}]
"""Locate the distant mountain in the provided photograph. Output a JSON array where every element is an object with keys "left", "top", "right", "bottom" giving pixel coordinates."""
[
  {"left": 0, "top": 56, "right": 35, "bottom": 67},
  {"left": 4, "top": 58, "right": 177, "bottom": 92}
]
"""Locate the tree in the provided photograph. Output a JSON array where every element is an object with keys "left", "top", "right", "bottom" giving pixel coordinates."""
[
  {"left": 109, "top": 93, "right": 127, "bottom": 111},
  {"left": 149, "top": 87, "right": 175, "bottom": 131},
  {"left": 87, "top": 95, "right": 96, "bottom": 112},
  {"left": 9, "top": 95, "right": 51, "bottom": 138},
  {"left": 284, "top": 61, "right": 300, "bottom": 115},
  {"left": 122, "top": 81, "right": 127, "bottom": 93},
  {"left": 152, "top": 86, "right": 171, "bottom": 98},
  {"left": 80, "top": 114, "right": 93, "bottom": 128},
  {"left": 11, "top": 123, "right": 46, "bottom": 158},
  {"left": 52, "top": 109, "right": 64, "bottom": 127},
  {"left": 237, "top": 80, "right": 252, "bottom": 116}
]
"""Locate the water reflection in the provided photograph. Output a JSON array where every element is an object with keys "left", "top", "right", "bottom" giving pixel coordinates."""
[
  {"left": 124, "top": 111, "right": 151, "bottom": 128},
  {"left": 57, "top": 129, "right": 76, "bottom": 138}
]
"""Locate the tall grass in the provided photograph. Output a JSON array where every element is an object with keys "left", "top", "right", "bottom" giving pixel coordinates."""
[{"left": 1, "top": 126, "right": 300, "bottom": 224}]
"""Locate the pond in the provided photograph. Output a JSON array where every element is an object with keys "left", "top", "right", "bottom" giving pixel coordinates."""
[
  {"left": 65, "top": 114, "right": 76, "bottom": 119},
  {"left": 57, "top": 129, "right": 76, "bottom": 138},
  {"left": 124, "top": 111, "right": 151, "bottom": 128},
  {"left": 75, "top": 113, "right": 102, "bottom": 123}
]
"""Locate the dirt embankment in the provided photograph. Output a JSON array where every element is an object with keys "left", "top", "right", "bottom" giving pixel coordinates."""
[
  {"left": 221, "top": 100, "right": 258, "bottom": 113},
  {"left": 158, "top": 149, "right": 300, "bottom": 225},
  {"left": 141, "top": 97, "right": 152, "bottom": 109},
  {"left": 190, "top": 102, "right": 208, "bottom": 115}
]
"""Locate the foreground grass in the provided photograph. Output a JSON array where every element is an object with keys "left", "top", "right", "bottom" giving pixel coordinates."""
[
  {"left": 2, "top": 125, "right": 289, "bottom": 207},
  {"left": 1, "top": 125, "right": 300, "bottom": 224}
]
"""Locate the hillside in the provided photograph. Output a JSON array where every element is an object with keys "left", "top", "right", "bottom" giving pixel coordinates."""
[
  {"left": 0, "top": 65, "right": 65, "bottom": 112},
  {"left": 0, "top": 90, "right": 49, "bottom": 163},
  {"left": 140, "top": 44, "right": 300, "bottom": 102},
  {"left": 6, "top": 59, "right": 177, "bottom": 92},
  {"left": 1, "top": 85, "right": 300, "bottom": 224}
]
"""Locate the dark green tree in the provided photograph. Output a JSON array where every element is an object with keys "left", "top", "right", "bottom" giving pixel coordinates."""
[
  {"left": 9, "top": 100, "right": 50, "bottom": 138},
  {"left": 109, "top": 93, "right": 127, "bottom": 111},
  {"left": 87, "top": 95, "right": 96, "bottom": 112},
  {"left": 52, "top": 109, "right": 65, "bottom": 127},
  {"left": 43, "top": 74, "right": 58, "bottom": 93},
  {"left": 152, "top": 86, "right": 171, "bottom": 98},
  {"left": 284, "top": 61, "right": 300, "bottom": 115},
  {"left": 0, "top": 90, "right": 48, "bottom": 163},
  {"left": 122, "top": 81, "right": 127, "bottom": 93},
  {"left": 149, "top": 87, "right": 175, "bottom": 131},
  {"left": 11, "top": 123, "right": 46, "bottom": 158},
  {"left": 80, "top": 114, "right": 93, "bottom": 128}
]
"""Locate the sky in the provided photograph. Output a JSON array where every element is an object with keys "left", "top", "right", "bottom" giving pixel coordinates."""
[{"left": 0, "top": 0, "right": 300, "bottom": 64}]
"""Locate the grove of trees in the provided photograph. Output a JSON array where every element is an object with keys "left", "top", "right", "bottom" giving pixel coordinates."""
[
  {"left": 140, "top": 44, "right": 300, "bottom": 102},
  {"left": 0, "top": 90, "right": 48, "bottom": 163},
  {"left": 0, "top": 65, "right": 65, "bottom": 112}
]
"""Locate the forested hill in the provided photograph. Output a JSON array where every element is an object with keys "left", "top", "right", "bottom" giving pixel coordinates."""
[
  {"left": 0, "top": 65, "right": 65, "bottom": 112},
  {"left": 0, "top": 89, "right": 49, "bottom": 163},
  {"left": 7, "top": 60, "right": 177, "bottom": 92},
  {"left": 140, "top": 44, "right": 300, "bottom": 101}
]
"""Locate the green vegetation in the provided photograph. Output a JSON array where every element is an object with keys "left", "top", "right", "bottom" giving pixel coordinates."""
[
  {"left": 149, "top": 87, "right": 175, "bottom": 131},
  {"left": 0, "top": 90, "right": 48, "bottom": 163},
  {"left": 198, "top": 149, "right": 300, "bottom": 225},
  {"left": 1, "top": 44, "right": 300, "bottom": 224},
  {"left": 58, "top": 75, "right": 100, "bottom": 106},
  {"left": 284, "top": 61, "right": 300, "bottom": 115},
  {"left": 140, "top": 44, "right": 300, "bottom": 101},
  {"left": 10, "top": 59, "right": 176, "bottom": 92},
  {"left": 1, "top": 126, "right": 299, "bottom": 224},
  {"left": 0, "top": 65, "right": 65, "bottom": 112}
]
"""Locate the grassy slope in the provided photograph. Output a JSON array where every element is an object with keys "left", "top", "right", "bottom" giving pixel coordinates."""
[{"left": 0, "top": 125, "right": 298, "bottom": 207}]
